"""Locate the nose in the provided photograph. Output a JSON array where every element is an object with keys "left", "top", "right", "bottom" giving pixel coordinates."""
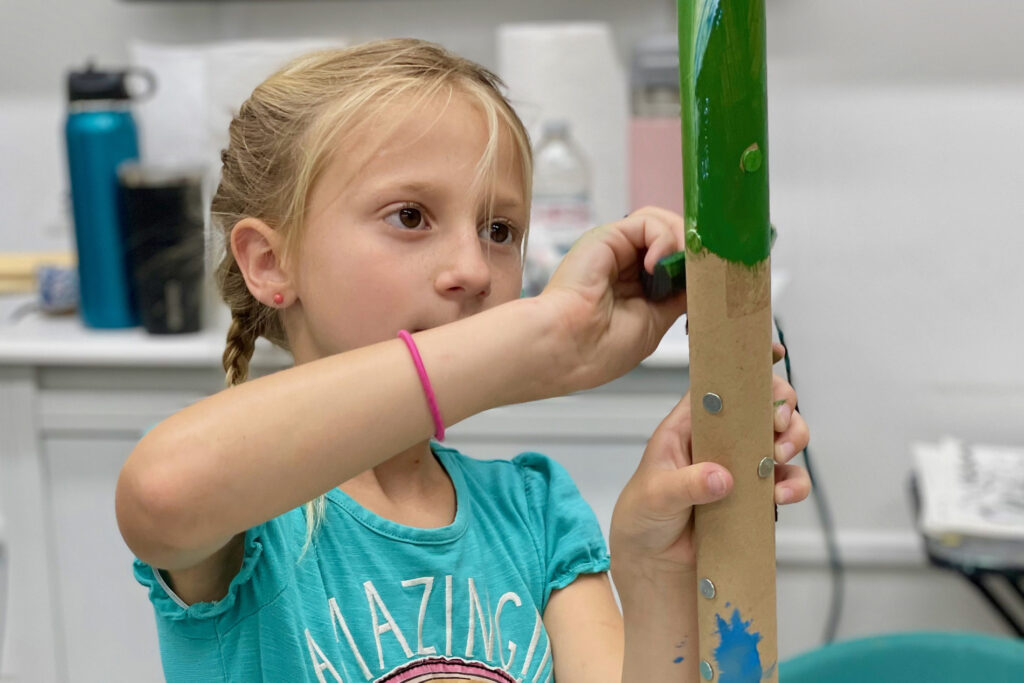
[{"left": 433, "top": 227, "right": 492, "bottom": 300}]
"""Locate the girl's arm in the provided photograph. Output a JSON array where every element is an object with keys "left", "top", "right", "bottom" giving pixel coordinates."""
[
  {"left": 543, "top": 570, "right": 700, "bottom": 683},
  {"left": 117, "top": 211, "right": 688, "bottom": 573},
  {"left": 616, "top": 566, "right": 701, "bottom": 682},
  {"left": 117, "top": 297, "right": 563, "bottom": 570}
]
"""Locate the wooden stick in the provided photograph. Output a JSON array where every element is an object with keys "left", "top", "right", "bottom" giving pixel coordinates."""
[{"left": 678, "top": 1, "right": 778, "bottom": 680}]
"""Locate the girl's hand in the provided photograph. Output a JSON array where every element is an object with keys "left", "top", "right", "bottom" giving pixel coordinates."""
[
  {"left": 609, "top": 344, "right": 811, "bottom": 577},
  {"left": 537, "top": 206, "right": 688, "bottom": 393}
]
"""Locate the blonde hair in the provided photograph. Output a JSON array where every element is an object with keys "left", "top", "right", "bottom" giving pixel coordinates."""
[{"left": 210, "top": 38, "right": 533, "bottom": 560}]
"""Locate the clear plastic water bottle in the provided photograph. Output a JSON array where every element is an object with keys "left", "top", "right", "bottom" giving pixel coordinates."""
[
  {"left": 525, "top": 119, "right": 592, "bottom": 296},
  {"left": 64, "top": 62, "right": 153, "bottom": 328}
]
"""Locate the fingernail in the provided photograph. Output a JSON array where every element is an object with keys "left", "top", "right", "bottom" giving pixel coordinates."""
[
  {"left": 774, "top": 404, "right": 792, "bottom": 432},
  {"left": 775, "top": 441, "right": 796, "bottom": 463},
  {"left": 708, "top": 472, "right": 726, "bottom": 496},
  {"left": 777, "top": 487, "right": 791, "bottom": 504}
]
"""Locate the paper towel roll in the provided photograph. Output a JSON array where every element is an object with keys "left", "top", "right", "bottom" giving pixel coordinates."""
[
  {"left": 497, "top": 22, "right": 629, "bottom": 225},
  {"left": 129, "top": 41, "right": 209, "bottom": 169}
]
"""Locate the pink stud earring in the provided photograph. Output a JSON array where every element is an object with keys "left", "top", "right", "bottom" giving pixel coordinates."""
[{"left": 272, "top": 293, "right": 284, "bottom": 305}]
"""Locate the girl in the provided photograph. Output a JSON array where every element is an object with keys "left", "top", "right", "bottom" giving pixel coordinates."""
[{"left": 116, "top": 38, "right": 810, "bottom": 682}]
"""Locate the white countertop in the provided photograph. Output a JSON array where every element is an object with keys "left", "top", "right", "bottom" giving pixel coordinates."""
[
  {"left": 0, "top": 272, "right": 791, "bottom": 368},
  {"left": 0, "top": 294, "right": 293, "bottom": 368},
  {"left": 0, "top": 288, "right": 773, "bottom": 369}
]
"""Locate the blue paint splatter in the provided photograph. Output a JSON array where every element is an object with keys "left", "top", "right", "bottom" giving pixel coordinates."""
[
  {"left": 713, "top": 609, "right": 763, "bottom": 683},
  {"left": 673, "top": 638, "right": 687, "bottom": 663}
]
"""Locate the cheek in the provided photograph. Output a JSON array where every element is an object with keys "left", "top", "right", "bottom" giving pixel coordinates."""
[
  {"left": 328, "top": 251, "right": 423, "bottom": 329},
  {"left": 490, "top": 255, "right": 525, "bottom": 300}
]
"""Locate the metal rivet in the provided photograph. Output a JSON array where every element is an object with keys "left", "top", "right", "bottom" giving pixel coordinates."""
[
  {"left": 699, "top": 578, "right": 716, "bottom": 599},
  {"left": 700, "top": 660, "right": 715, "bottom": 680},
  {"left": 686, "top": 227, "right": 703, "bottom": 253},
  {"left": 702, "top": 393, "right": 723, "bottom": 414},
  {"left": 741, "top": 143, "right": 762, "bottom": 173},
  {"left": 758, "top": 457, "right": 775, "bottom": 479}
]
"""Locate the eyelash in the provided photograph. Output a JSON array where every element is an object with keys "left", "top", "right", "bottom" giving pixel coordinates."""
[
  {"left": 384, "top": 203, "right": 522, "bottom": 246},
  {"left": 484, "top": 219, "right": 522, "bottom": 246},
  {"left": 384, "top": 203, "right": 430, "bottom": 231}
]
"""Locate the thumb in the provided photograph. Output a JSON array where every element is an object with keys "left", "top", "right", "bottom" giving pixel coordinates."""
[
  {"left": 640, "top": 462, "right": 734, "bottom": 519},
  {"left": 647, "top": 290, "right": 689, "bottom": 340}
]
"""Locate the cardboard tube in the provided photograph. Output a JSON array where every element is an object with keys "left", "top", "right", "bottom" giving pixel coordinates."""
[{"left": 688, "top": 251, "right": 777, "bottom": 681}]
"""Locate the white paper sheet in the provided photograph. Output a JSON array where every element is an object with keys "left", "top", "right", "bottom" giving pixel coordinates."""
[{"left": 913, "top": 437, "right": 1024, "bottom": 539}]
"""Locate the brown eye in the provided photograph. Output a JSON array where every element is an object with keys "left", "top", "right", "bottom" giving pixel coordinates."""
[
  {"left": 399, "top": 207, "right": 422, "bottom": 228},
  {"left": 485, "top": 222, "right": 513, "bottom": 244},
  {"left": 385, "top": 206, "right": 427, "bottom": 231}
]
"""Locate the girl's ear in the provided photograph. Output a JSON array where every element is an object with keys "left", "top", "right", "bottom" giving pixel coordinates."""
[{"left": 230, "top": 218, "right": 294, "bottom": 307}]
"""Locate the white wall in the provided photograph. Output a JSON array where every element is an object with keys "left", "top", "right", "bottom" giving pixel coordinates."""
[{"left": 2, "top": 0, "right": 1023, "bottom": 671}]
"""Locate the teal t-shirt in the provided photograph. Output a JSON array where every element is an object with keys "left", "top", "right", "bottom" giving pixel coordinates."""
[{"left": 133, "top": 445, "right": 611, "bottom": 682}]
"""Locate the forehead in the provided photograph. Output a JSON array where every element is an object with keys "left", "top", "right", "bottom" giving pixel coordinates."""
[{"left": 317, "top": 90, "right": 527, "bottom": 209}]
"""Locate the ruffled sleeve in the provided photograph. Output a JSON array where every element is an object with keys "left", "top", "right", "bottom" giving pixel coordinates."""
[
  {"left": 132, "top": 516, "right": 287, "bottom": 634},
  {"left": 514, "top": 452, "right": 611, "bottom": 611}
]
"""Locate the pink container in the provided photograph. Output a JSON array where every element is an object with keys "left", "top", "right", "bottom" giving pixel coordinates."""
[{"left": 629, "top": 116, "right": 684, "bottom": 215}]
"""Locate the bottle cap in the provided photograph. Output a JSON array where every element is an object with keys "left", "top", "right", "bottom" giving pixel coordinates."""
[{"left": 67, "top": 62, "right": 156, "bottom": 103}]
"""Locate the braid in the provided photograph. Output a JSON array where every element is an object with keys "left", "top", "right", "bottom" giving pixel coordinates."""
[
  {"left": 206, "top": 38, "right": 534, "bottom": 563},
  {"left": 223, "top": 310, "right": 259, "bottom": 387}
]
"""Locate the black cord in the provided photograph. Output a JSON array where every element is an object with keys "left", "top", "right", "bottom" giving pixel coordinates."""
[{"left": 775, "top": 316, "right": 844, "bottom": 645}]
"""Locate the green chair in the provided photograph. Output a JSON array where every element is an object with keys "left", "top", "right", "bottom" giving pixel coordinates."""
[{"left": 779, "top": 632, "right": 1024, "bottom": 682}]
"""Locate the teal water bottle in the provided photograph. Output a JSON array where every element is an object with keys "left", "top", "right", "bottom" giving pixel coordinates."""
[{"left": 64, "top": 63, "right": 154, "bottom": 328}]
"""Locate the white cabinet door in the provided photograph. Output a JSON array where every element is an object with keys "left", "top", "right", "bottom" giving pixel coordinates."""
[{"left": 44, "top": 437, "right": 164, "bottom": 683}]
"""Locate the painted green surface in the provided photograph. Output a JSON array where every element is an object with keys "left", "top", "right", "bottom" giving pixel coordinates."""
[{"left": 678, "top": 0, "right": 771, "bottom": 265}]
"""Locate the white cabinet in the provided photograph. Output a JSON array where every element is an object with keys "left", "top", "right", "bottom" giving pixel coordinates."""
[
  {"left": 46, "top": 436, "right": 165, "bottom": 683},
  {"left": 0, "top": 365, "right": 232, "bottom": 682},
  {"left": 0, "top": 310, "right": 689, "bottom": 682}
]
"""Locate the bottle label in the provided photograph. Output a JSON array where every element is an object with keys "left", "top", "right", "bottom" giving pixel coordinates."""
[
  {"left": 522, "top": 195, "right": 592, "bottom": 296},
  {"left": 530, "top": 196, "right": 592, "bottom": 254}
]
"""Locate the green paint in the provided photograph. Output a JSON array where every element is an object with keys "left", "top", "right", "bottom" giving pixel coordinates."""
[
  {"left": 686, "top": 228, "right": 704, "bottom": 253},
  {"left": 679, "top": 0, "right": 771, "bottom": 265},
  {"left": 741, "top": 144, "right": 763, "bottom": 173}
]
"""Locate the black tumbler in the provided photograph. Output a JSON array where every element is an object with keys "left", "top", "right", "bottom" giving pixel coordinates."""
[{"left": 118, "top": 163, "right": 205, "bottom": 334}]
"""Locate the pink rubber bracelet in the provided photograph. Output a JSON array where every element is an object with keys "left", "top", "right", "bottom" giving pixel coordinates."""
[{"left": 397, "top": 330, "right": 445, "bottom": 441}]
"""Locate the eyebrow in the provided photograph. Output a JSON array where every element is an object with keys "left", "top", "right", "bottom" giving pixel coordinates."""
[{"left": 369, "top": 179, "right": 525, "bottom": 211}]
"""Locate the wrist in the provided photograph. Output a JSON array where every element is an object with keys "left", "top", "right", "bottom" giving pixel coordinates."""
[
  {"left": 438, "top": 297, "right": 571, "bottom": 408},
  {"left": 497, "top": 296, "right": 576, "bottom": 402},
  {"left": 611, "top": 556, "right": 696, "bottom": 597}
]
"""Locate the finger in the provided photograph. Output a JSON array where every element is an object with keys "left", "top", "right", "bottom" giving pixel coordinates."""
[
  {"left": 774, "top": 463, "right": 811, "bottom": 504},
  {"left": 548, "top": 214, "right": 678, "bottom": 296},
  {"left": 629, "top": 205, "right": 686, "bottom": 233},
  {"left": 774, "top": 410, "right": 810, "bottom": 464},
  {"left": 772, "top": 342, "right": 786, "bottom": 364},
  {"left": 604, "top": 212, "right": 681, "bottom": 273},
  {"left": 643, "top": 228, "right": 682, "bottom": 274},
  {"left": 645, "top": 462, "right": 733, "bottom": 514},
  {"left": 637, "top": 393, "right": 694, "bottom": 473},
  {"left": 651, "top": 391, "right": 693, "bottom": 441},
  {"left": 772, "top": 374, "right": 798, "bottom": 432},
  {"left": 629, "top": 206, "right": 688, "bottom": 269}
]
